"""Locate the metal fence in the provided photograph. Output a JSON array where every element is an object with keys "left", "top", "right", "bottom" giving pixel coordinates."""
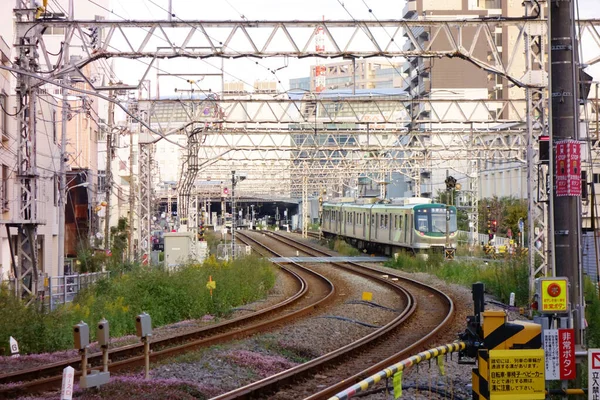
[
  {"left": 3, "top": 271, "right": 110, "bottom": 311},
  {"left": 45, "top": 272, "right": 110, "bottom": 310},
  {"left": 457, "top": 230, "right": 511, "bottom": 247}
]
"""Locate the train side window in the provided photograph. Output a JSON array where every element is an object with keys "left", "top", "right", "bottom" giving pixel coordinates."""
[{"left": 384, "top": 215, "right": 388, "bottom": 228}]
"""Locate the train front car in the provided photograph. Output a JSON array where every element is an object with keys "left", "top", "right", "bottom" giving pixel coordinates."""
[{"left": 412, "top": 203, "right": 458, "bottom": 252}]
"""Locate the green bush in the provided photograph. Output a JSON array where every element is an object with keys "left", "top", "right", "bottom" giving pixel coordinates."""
[
  {"left": 332, "top": 239, "right": 361, "bottom": 256},
  {"left": 585, "top": 277, "right": 600, "bottom": 349},
  {"left": 385, "top": 253, "right": 529, "bottom": 305},
  {"left": 0, "top": 255, "right": 275, "bottom": 355}
]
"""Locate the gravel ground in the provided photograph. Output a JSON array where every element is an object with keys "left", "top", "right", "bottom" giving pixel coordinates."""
[
  {"left": 150, "top": 261, "right": 407, "bottom": 396},
  {"left": 6, "top": 231, "right": 530, "bottom": 400}
]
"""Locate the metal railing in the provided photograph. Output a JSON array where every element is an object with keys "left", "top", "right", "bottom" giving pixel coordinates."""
[
  {"left": 45, "top": 272, "right": 110, "bottom": 310},
  {"left": 3, "top": 271, "right": 110, "bottom": 310}
]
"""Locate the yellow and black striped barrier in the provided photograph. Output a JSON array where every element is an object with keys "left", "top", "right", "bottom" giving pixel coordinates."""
[{"left": 328, "top": 341, "right": 466, "bottom": 400}]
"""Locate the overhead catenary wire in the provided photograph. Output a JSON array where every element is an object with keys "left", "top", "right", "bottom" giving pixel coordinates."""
[{"left": 0, "top": 63, "right": 186, "bottom": 148}]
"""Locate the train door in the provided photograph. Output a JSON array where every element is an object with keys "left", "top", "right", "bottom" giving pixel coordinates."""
[
  {"left": 403, "top": 214, "right": 408, "bottom": 244},
  {"left": 389, "top": 213, "right": 392, "bottom": 242},
  {"left": 353, "top": 211, "right": 356, "bottom": 236}
]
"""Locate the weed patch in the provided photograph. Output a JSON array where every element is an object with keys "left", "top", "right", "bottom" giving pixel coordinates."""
[
  {"left": 0, "top": 255, "right": 275, "bottom": 355},
  {"left": 385, "top": 253, "right": 529, "bottom": 305}
]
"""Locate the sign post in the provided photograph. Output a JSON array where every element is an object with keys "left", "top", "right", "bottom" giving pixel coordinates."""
[
  {"left": 543, "top": 328, "right": 575, "bottom": 381},
  {"left": 61, "top": 366, "right": 75, "bottom": 400},
  {"left": 9, "top": 336, "right": 19, "bottom": 358}
]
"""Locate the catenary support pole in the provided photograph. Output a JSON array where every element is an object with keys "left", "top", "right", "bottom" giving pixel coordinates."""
[
  {"left": 549, "top": 0, "right": 584, "bottom": 344},
  {"left": 104, "top": 91, "right": 114, "bottom": 251}
]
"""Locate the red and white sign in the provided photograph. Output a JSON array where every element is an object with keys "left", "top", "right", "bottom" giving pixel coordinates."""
[
  {"left": 589, "top": 349, "right": 600, "bottom": 400},
  {"left": 544, "top": 328, "right": 575, "bottom": 380},
  {"left": 61, "top": 366, "right": 74, "bottom": 400},
  {"left": 555, "top": 140, "right": 581, "bottom": 197},
  {"left": 559, "top": 329, "right": 576, "bottom": 380}
]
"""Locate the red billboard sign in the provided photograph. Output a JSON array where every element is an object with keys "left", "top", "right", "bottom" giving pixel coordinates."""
[{"left": 555, "top": 140, "right": 581, "bottom": 197}]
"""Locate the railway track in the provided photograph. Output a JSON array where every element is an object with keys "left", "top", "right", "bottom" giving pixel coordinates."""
[
  {"left": 0, "top": 237, "right": 336, "bottom": 398},
  {"left": 213, "top": 230, "right": 455, "bottom": 399},
  {"left": 1, "top": 231, "right": 452, "bottom": 400}
]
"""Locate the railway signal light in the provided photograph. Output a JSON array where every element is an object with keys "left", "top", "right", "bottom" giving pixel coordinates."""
[
  {"left": 444, "top": 176, "right": 457, "bottom": 190},
  {"left": 491, "top": 220, "right": 498, "bottom": 232}
]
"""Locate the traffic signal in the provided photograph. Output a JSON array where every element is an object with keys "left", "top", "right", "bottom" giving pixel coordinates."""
[
  {"left": 491, "top": 220, "right": 498, "bottom": 233},
  {"left": 223, "top": 187, "right": 229, "bottom": 196}
]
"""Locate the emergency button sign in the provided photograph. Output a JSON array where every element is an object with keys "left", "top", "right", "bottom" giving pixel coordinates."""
[{"left": 540, "top": 278, "right": 568, "bottom": 313}]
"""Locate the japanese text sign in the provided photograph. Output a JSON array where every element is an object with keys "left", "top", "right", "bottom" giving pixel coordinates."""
[
  {"left": 588, "top": 349, "right": 600, "bottom": 400},
  {"left": 555, "top": 140, "right": 581, "bottom": 197},
  {"left": 544, "top": 328, "right": 575, "bottom": 380},
  {"left": 539, "top": 278, "right": 569, "bottom": 313},
  {"left": 489, "top": 349, "right": 545, "bottom": 399}
]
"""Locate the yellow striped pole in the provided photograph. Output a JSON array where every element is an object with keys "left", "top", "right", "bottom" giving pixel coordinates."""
[{"left": 328, "top": 342, "right": 467, "bottom": 400}]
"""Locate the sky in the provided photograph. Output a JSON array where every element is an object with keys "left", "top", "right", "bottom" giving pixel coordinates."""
[{"left": 73, "top": 0, "right": 600, "bottom": 95}]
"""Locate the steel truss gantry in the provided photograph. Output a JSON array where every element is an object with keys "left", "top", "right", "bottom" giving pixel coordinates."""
[
  {"left": 12, "top": 13, "right": 600, "bottom": 293},
  {"left": 5, "top": 2, "right": 42, "bottom": 300}
]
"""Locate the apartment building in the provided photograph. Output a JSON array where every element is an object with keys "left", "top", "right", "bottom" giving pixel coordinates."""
[
  {"left": 401, "top": 0, "right": 530, "bottom": 199},
  {"left": 290, "top": 59, "right": 403, "bottom": 93}
]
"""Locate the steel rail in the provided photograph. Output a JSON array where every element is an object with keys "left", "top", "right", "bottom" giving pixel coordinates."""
[
  {"left": 272, "top": 231, "right": 457, "bottom": 400},
  {"left": 0, "top": 239, "right": 334, "bottom": 397},
  {"left": 212, "top": 231, "right": 417, "bottom": 399}
]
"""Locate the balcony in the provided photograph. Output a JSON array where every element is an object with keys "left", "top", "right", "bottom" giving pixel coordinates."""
[{"left": 402, "top": 0, "right": 417, "bottom": 19}]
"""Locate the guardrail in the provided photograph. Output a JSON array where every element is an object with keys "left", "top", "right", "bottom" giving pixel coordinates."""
[{"left": 328, "top": 341, "right": 466, "bottom": 400}]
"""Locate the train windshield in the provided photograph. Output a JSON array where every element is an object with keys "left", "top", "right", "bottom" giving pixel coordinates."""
[{"left": 414, "top": 207, "right": 457, "bottom": 234}]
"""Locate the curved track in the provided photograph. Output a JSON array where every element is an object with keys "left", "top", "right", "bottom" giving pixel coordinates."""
[
  {"left": 0, "top": 238, "right": 335, "bottom": 398},
  {"left": 214, "top": 231, "right": 455, "bottom": 399}
]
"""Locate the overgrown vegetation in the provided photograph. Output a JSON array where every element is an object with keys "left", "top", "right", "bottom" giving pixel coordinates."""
[
  {"left": 386, "top": 252, "right": 529, "bottom": 305},
  {"left": 0, "top": 255, "right": 275, "bottom": 355},
  {"left": 320, "top": 238, "right": 362, "bottom": 256},
  {"left": 585, "top": 277, "right": 600, "bottom": 349}
]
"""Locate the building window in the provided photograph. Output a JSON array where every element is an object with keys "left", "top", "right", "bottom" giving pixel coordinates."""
[
  {"left": 1, "top": 164, "right": 8, "bottom": 211},
  {"left": 593, "top": 173, "right": 600, "bottom": 184},
  {"left": 98, "top": 171, "right": 106, "bottom": 193}
]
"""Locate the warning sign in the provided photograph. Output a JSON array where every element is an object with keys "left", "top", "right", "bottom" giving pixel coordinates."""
[
  {"left": 555, "top": 140, "right": 581, "bottom": 197},
  {"left": 544, "top": 328, "right": 575, "bottom": 380},
  {"left": 489, "top": 349, "right": 545, "bottom": 399},
  {"left": 539, "top": 278, "right": 569, "bottom": 313},
  {"left": 588, "top": 349, "right": 600, "bottom": 400}
]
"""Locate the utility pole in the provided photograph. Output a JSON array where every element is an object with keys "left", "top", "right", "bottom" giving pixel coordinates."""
[
  {"left": 549, "top": 0, "right": 584, "bottom": 344},
  {"left": 104, "top": 92, "right": 114, "bottom": 250},
  {"left": 57, "top": 48, "right": 70, "bottom": 277},
  {"left": 231, "top": 170, "right": 236, "bottom": 259},
  {"left": 128, "top": 128, "right": 135, "bottom": 262}
]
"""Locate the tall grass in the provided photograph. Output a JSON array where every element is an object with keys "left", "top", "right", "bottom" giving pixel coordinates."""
[
  {"left": 386, "top": 253, "right": 529, "bottom": 305},
  {"left": 0, "top": 255, "right": 275, "bottom": 355}
]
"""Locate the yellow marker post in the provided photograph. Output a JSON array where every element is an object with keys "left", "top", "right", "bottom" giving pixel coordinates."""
[
  {"left": 393, "top": 370, "right": 402, "bottom": 399},
  {"left": 437, "top": 355, "right": 445, "bottom": 376},
  {"left": 206, "top": 275, "right": 216, "bottom": 297},
  {"left": 362, "top": 292, "right": 373, "bottom": 301}
]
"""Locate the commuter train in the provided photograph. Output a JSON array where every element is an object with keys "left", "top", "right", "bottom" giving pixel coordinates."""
[{"left": 321, "top": 198, "right": 457, "bottom": 255}]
